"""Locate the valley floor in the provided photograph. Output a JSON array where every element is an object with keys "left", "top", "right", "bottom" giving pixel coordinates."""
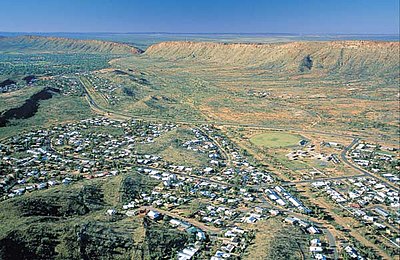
[{"left": 0, "top": 39, "right": 399, "bottom": 259}]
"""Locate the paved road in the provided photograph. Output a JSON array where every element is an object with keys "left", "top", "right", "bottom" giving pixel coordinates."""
[
  {"left": 82, "top": 75, "right": 390, "bottom": 258},
  {"left": 324, "top": 228, "right": 338, "bottom": 260},
  {"left": 195, "top": 127, "right": 232, "bottom": 170}
]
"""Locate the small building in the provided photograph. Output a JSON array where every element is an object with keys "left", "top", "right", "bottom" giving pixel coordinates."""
[
  {"left": 310, "top": 246, "right": 323, "bottom": 253},
  {"left": 374, "top": 207, "right": 389, "bottom": 218},
  {"left": 307, "top": 226, "right": 320, "bottom": 234},
  {"left": 106, "top": 209, "right": 117, "bottom": 216},
  {"left": 284, "top": 216, "right": 299, "bottom": 225},
  {"left": 299, "top": 139, "right": 308, "bottom": 146},
  {"left": 196, "top": 231, "right": 206, "bottom": 241},
  {"left": 314, "top": 254, "right": 327, "bottom": 260},
  {"left": 147, "top": 210, "right": 162, "bottom": 220},
  {"left": 125, "top": 210, "right": 137, "bottom": 217},
  {"left": 310, "top": 238, "right": 321, "bottom": 246},
  {"left": 169, "top": 219, "right": 182, "bottom": 227}
]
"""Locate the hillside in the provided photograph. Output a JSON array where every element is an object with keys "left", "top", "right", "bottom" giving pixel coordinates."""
[
  {"left": 0, "top": 173, "right": 164, "bottom": 259},
  {"left": 0, "top": 35, "right": 143, "bottom": 54},
  {"left": 145, "top": 41, "right": 399, "bottom": 77}
]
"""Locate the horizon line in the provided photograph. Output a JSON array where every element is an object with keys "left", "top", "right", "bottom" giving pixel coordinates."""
[{"left": 0, "top": 31, "right": 399, "bottom": 36}]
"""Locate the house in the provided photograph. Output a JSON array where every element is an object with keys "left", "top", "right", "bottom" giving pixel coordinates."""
[
  {"left": 37, "top": 183, "right": 47, "bottom": 190},
  {"left": 288, "top": 197, "right": 301, "bottom": 207},
  {"left": 269, "top": 209, "right": 280, "bottom": 216},
  {"left": 125, "top": 210, "right": 137, "bottom": 217},
  {"left": 48, "top": 180, "right": 58, "bottom": 186},
  {"left": 310, "top": 246, "right": 323, "bottom": 252},
  {"left": 210, "top": 257, "right": 222, "bottom": 260},
  {"left": 276, "top": 199, "right": 286, "bottom": 206},
  {"left": 62, "top": 177, "right": 72, "bottom": 185},
  {"left": 147, "top": 210, "right": 162, "bottom": 220},
  {"left": 307, "top": 226, "right": 320, "bottom": 234},
  {"left": 344, "top": 246, "right": 363, "bottom": 259},
  {"left": 123, "top": 202, "right": 135, "bottom": 209},
  {"left": 221, "top": 244, "right": 235, "bottom": 253},
  {"left": 299, "top": 140, "right": 308, "bottom": 146},
  {"left": 213, "top": 251, "right": 230, "bottom": 259},
  {"left": 204, "top": 167, "right": 214, "bottom": 174},
  {"left": 106, "top": 209, "right": 117, "bottom": 216},
  {"left": 13, "top": 188, "right": 25, "bottom": 196},
  {"left": 245, "top": 215, "right": 258, "bottom": 224},
  {"left": 373, "top": 222, "right": 386, "bottom": 229},
  {"left": 298, "top": 220, "right": 310, "bottom": 228},
  {"left": 374, "top": 207, "right": 389, "bottom": 218},
  {"left": 314, "top": 254, "right": 327, "bottom": 260},
  {"left": 312, "top": 181, "right": 327, "bottom": 188},
  {"left": 284, "top": 216, "right": 299, "bottom": 225},
  {"left": 224, "top": 230, "right": 236, "bottom": 237},
  {"left": 310, "top": 238, "right": 321, "bottom": 246},
  {"left": 178, "top": 247, "right": 198, "bottom": 260},
  {"left": 179, "top": 221, "right": 192, "bottom": 230},
  {"left": 196, "top": 231, "right": 206, "bottom": 241},
  {"left": 169, "top": 219, "right": 182, "bottom": 227},
  {"left": 231, "top": 226, "right": 245, "bottom": 234},
  {"left": 362, "top": 215, "right": 374, "bottom": 222}
]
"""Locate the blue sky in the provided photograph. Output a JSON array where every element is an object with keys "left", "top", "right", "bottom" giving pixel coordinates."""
[{"left": 0, "top": 0, "right": 399, "bottom": 34}]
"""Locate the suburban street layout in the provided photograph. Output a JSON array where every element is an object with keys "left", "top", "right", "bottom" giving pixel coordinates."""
[
  {"left": 1, "top": 68, "right": 399, "bottom": 259},
  {"left": 0, "top": 1, "right": 399, "bottom": 259}
]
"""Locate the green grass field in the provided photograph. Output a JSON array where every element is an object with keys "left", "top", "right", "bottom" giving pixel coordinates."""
[{"left": 250, "top": 132, "right": 302, "bottom": 148}]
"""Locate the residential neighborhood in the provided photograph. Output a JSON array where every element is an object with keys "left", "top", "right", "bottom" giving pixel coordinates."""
[
  {"left": 1, "top": 116, "right": 344, "bottom": 259},
  {"left": 350, "top": 142, "right": 399, "bottom": 185}
]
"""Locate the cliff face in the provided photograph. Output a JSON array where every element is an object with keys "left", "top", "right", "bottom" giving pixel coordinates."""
[
  {"left": 145, "top": 41, "right": 399, "bottom": 77},
  {"left": 0, "top": 36, "right": 143, "bottom": 54}
]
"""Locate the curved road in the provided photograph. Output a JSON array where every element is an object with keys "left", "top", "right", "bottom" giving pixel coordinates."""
[
  {"left": 340, "top": 138, "right": 399, "bottom": 192},
  {"left": 78, "top": 76, "right": 358, "bottom": 139},
  {"left": 81, "top": 74, "right": 399, "bottom": 190},
  {"left": 80, "top": 74, "right": 343, "bottom": 255},
  {"left": 81, "top": 75, "right": 400, "bottom": 259}
]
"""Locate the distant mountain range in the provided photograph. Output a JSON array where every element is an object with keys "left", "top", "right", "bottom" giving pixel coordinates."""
[
  {"left": 1, "top": 32, "right": 398, "bottom": 50},
  {"left": 0, "top": 35, "right": 398, "bottom": 79},
  {"left": 0, "top": 35, "right": 143, "bottom": 54},
  {"left": 145, "top": 41, "right": 399, "bottom": 78}
]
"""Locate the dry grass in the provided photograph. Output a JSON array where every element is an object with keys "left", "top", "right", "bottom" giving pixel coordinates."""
[{"left": 109, "top": 45, "right": 398, "bottom": 144}]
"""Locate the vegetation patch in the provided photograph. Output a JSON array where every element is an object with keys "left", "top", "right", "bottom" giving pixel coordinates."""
[
  {"left": 265, "top": 225, "right": 310, "bottom": 260},
  {"left": 0, "top": 175, "right": 152, "bottom": 259},
  {"left": 121, "top": 174, "right": 160, "bottom": 203},
  {"left": 144, "top": 222, "right": 188, "bottom": 259},
  {"left": 244, "top": 219, "right": 310, "bottom": 260}
]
